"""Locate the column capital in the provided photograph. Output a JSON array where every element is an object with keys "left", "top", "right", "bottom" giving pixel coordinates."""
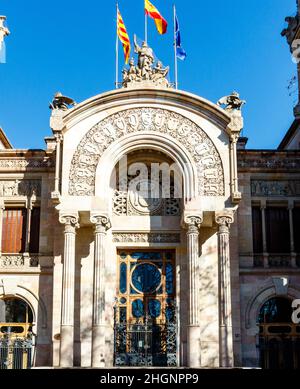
[
  {"left": 59, "top": 213, "right": 79, "bottom": 231},
  {"left": 90, "top": 214, "right": 111, "bottom": 232},
  {"left": 183, "top": 214, "right": 203, "bottom": 232},
  {"left": 54, "top": 132, "right": 64, "bottom": 142},
  {"left": 215, "top": 211, "right": 234, "bottom": 232}
]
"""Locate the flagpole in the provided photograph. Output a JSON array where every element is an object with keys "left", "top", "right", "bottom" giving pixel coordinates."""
[
  {"left": 115, "top": 2, "right": 119, "bottom": 88},
  {"left": 173, "top": 5, "right": 178, "bottom": 89},
  {"left": 145, "top": 3, "right": 148, "bottom": 43}
]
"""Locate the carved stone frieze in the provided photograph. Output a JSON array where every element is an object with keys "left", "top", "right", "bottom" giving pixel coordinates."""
[
  {"left": 251, "top": 180, "right": 300, "bottom": 197},
  {"left": 113, "top": 233, "right": 181, "bottom": 243},
  {"left": 0, "top": 158, "right": 54, "bottom": 169},
  {"left": 0, "top": 179, "right": 41, "bottom": 197},
  {"left": 238, "top": 153, "right": 300, "bottom": 170},
  {"left": 0, "top": 255, "right": 39, "bottom": 268},
  {"left": 69, "top": 108, "right": 225, "bottom": 197}
]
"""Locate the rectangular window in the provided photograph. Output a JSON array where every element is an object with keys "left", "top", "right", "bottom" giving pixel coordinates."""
[
  {"left": 293, "top": 207, "right": 300, "bottom": 253},
  {"left": 252, "top": 206, "right": 263, "bottom": 253},
  {"left": 266, "top": 207, "right": 290, "bottom": 253},
  {"left": 2, "top": 208, "right": 27, "bottom": 253},
  {"left": 29, "top": 207, "right": 40, "bottom": 253}
]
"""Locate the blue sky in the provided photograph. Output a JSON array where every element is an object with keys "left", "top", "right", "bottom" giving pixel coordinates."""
[{"left": 0, "top": 0, "right": 297, "bottom": 149}]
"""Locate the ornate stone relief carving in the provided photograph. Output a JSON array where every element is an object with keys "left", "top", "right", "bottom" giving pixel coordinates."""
[
  {"left": 69, "top": 108, "right": 225, "bottom": 197},
  {"left": 251, "top": 180, "right": 300, "bottom": 197},
  {"left": 0, "top": 180, "right": 41, "bottom": 197},
  {"left": 113, "top": 233, "right": 181, "bottom": 243},
  {"left": 0, "top": 159, "right": 54, "bottom": 169},
  {"left": 113, "top": 181, "right": 181, "bottom": 216},
  {"left": 0, "top": 255, "right": 39, "bottom": 268},
  {"left": 238, "top": 154, "right": 300, "bottom": 170}
]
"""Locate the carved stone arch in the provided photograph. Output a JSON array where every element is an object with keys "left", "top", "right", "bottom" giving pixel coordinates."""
[
  {"left": 0, "top": 281, "right": 47, "bottom": 329},
  {"left": 245, "top": 282, "right": 300, "bottom": 331},
  {"left": 68, "top": 107, "right": 225, "bottom": 198}
]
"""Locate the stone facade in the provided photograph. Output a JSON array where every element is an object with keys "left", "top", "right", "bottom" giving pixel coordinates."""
[{"left": 0, "top": 6, "right": 300, "bottom": 368}]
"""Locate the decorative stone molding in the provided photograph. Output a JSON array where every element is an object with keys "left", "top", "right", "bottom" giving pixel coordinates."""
[
  {"left": 50, "top": 109, "right": 65, "bottom": 132},
  {"left": 0, "top": 254, "right": 39, "bottom": 268},
  {"left": 183, "top": 214, "right": 203, "bottom": 233},
  {"left": 59, "top": 214, "right": 79, "bottom": 232},
  {"left": 238, "top": 152, "right": 300, "bottom": 170},
  {"left": 113, "top": 233, "right": 181, "bottom": 243},
  {"left": 0, "top": 158, "right": 54, "bottom": 170},
  {"left": 113, "top": 189, "right": 181, "bottom": 216},
  {"left": 251, "top": 180, "right": 300, "bottom": 197},
  {"left": 69, "top": 108, "right": 225, "bottom": 197},
  {"left": 0, "top": 179, "right": 41, "bottom": 197},
  {"left": 90, "top": 214, "right": 112, "bottom": 232},
  {"left": 215, "top": 211, "right": 234, "bottom": 232}
]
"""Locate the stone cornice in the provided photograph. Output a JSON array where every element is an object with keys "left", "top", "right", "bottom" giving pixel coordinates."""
[
  {"left": 237, "top": 150, "right": 300, "bottom": 172},
  {"left": 62, "top": 88, "right": 232, "bottom": 134}
]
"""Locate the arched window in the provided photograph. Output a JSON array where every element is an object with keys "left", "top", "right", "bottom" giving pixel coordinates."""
[
  {"left": 0, "top": 297, "right": 33, "bottom": 336},
  {"left": 258, "top": 297, "right": 300, "bottom": 369}
]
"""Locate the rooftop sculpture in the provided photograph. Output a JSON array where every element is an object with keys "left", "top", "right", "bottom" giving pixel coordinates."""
[
  {"left": 49, "top": 92, "right": 76, "bottom": 111},
  {"left": 122, "top": 35, "right": 170, "bottom": 88},
  {"left": 217, "top": 91, "right": 246, "bottom": 112}
]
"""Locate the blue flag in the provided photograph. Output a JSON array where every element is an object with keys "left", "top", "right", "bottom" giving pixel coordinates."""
[{"left": 175, "top": 14, "right": 186, "bottom": 61}]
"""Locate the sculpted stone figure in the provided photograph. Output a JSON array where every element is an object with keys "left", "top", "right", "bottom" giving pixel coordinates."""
[
  {"left": 122, "top": 36, "right": 170, "bottom": 88},
  {"left": 49, "top": 92, "right": 76, "bottom": 111},
  {"left": 217, "top": 91, "right": 246, "bottom": 112},
  {"left": 0, "top": 16, "right": 9, "bottom": 45},
  {"left": 281, "top": 16, "right": 299, "bottom": 45}
]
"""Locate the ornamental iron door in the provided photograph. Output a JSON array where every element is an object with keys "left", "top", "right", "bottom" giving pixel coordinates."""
[
  {"left": 0, "top": 298, "right": 34, "bottom": 369},
  {"left": 114, "top": 250, "right": 177, "bottom": 366}
]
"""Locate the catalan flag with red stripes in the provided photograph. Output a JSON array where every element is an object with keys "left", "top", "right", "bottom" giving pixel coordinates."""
[
  {"left": 145, "top": 0, "right": 168, "bottom": 35},
  {"left": 117, "top": 7, "right": 131, "bottom": 64}
]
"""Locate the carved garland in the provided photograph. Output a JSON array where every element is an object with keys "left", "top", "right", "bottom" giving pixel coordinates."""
[
  {"left": 68, "top": 108, "right": 225, "bottom": 197},
  {"left": 113, "top": 233, "right": 181, "bottom": 243}
]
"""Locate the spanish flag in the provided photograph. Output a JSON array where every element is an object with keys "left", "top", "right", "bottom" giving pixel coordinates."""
[
  {"left": 145, "top": 0, "right": 168, "bottom": 35},
  {"left": 117, "top": 7, "right": 131, "bottom": 64}
]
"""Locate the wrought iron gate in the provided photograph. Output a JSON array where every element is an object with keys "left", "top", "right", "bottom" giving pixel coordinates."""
[
  {"left": 114, "top": 250, "right": 177, "bottom": 367},
  {"left": 0, "top": 323, "right": 33, "bottom": 370},
  {"left": 114, "top": 317, "right": 177, "bottom": 366}
]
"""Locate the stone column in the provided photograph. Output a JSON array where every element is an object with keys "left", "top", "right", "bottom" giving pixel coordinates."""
[
  {"left": 260, "top": 201, "right": 269, "bottom": 268},
  {"left": 230, "top": 133, "right": 241, "bottom": 201},
  {"left": 288, "top": 201, "right": 297, "bottom": 268},
  {"left": 0, "top": 201, "right": 4, "bottom": 256},
  {"left": 25, "top": 200, "right": 32, "bottom": 253},
  {"left": 59, "top": 214, "right": 79, "bottom": 367},
  {"left": 53, "top": 133, "right": 63, "bottom": 198},
  {"left": 90, "top": 215, "right": 111, "bottom": 367},
  {"left": 184, "top": 214, "right": 203, "bottom": 367},
  {"left": 215, "top": 212, "right": 234, "bottom": 367}
]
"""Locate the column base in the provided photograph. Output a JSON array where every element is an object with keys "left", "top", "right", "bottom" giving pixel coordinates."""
[
  {"left": 187, "top": 325, "right": 201, "bottom": 368},
  {"left": 59, "top": 325, "right": 74, "bottom": 367},
  {"left": 91, "top": 325, "right": 106, "bottom": 367}
]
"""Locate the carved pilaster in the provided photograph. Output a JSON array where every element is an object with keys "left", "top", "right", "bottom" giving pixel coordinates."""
[
  {"left": 52, "top": 133, "right": 63, "bottom": 199},
  {"left": 90, "top": 214, "right": 111, "bottom": 367},
  {"left": 25, "top": 200, "right": 33, "bottom": 253},
  {"left": 184, "top": 214, "right": 203, "bottom": 367},
  {"left": 229, "top": 132, "right": 242, "bottom": 203},
  {"left": 59, "top": 213, "right": 79, "bottom": 367},
  {"left": 0, "top": 202, "right": 4, "bottom": 256},
  {"left": 260, "top": 201, "right": 269, "bottom": 268},
  {"left": 215, "top": 211, "right": 234, "bottom": 367}
]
